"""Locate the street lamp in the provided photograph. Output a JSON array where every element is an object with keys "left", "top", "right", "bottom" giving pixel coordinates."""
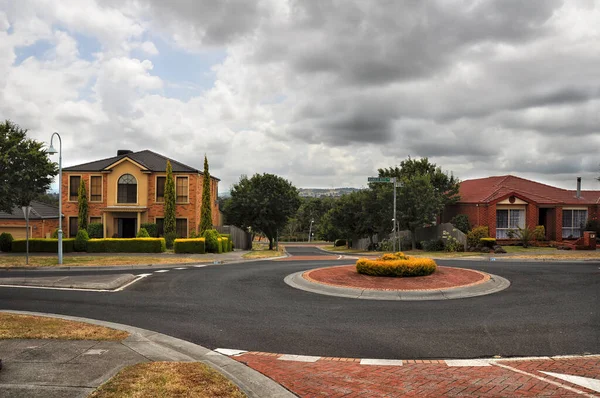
[
  {"left": 47, "top": 133, "right": 63, "bottom": 265},
  {"left": 308, "top": 219, "right": 314, "bottom": 242}
]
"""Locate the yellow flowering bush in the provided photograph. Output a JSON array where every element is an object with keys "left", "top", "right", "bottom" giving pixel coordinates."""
[{"left": 356, "top": 255, "right": 437, "bottom": 277}]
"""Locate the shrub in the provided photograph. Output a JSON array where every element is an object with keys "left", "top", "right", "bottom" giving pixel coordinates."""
[
  {"left": 12, "top": 239, "right": 76, "bottom": 253},
  {"left": 334, "top": 239, "right": 347, "bottom": 247},
  {"left": 141, "top": 223, "right": 158, "bottom": 238},
  {"left": 87, "top": 223, "right": 103, "bottom": 238},
  {"left": 585, "top": 218, "right": 600, "bottom": 236},
  {"left": 533, "top": 225, "right": 546, "bottom": 241},
  {"left": 229, "top": 239, "right": 234, "bottom": 252},
  {"left": 420, "top": 239, "right": 444, "bottom": 251},
  {"left": 480, "top": 237, "right": 496, "bottom": 248},
  {"left": 467, "top": 226, "right": 489, "bottom": 248},
  {"left": 221, "top": 236, "right": 230, "bottom": 252},
  {"left": 442, "top": 230, "right": 464, "bottom": 252},
  {"left": 378, "top": 252, "right": 408, "bottom": 261},
  {"left": 74, "top": 229, "right": 90, "bottom": 252},
  {"left": 450, "top": 214, "right": 471, "bottom": 234},
  {"left": 164, "top": 232, "right": 177, "bottom": 250},
  {"left": 51, "top": 229, "right": 58, "bottom": 238},
  {"left": 217, "top": 237, "right": 223, "bottom": 253},
  {"left": 0, "top": 232, "right": 14, "bottom": 252},
  {"left": 507, "top": 227, "right": 536, "bottom": 248},
  {"left": 203, "top": 229, "right": 220, "bottom": 253},
  {"left": 174, "top": 238, "right": 206, "bottom": 254},
  {"left": 356, "top": 257, "right": 437, "bottom": 277},
  {"left": 87, "top": 238, "right": 166, "bottom": 253},
  {"left": 137, "top": 228, "right": 150, "bottom": 238}
]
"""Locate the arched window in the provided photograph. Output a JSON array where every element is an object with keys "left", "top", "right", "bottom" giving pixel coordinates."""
[{"left": 117, "top": 174, "right": 137, "bottom": 203}]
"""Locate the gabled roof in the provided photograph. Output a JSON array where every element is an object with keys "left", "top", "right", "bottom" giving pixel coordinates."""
[
  {"left": 63, "top": 150, "right": 220, "bottom": 180},
  {"left": 458, "top": 175, "right": 600, "bottom": 205},
  {"left": 0, "top": 201, "right": 60, "bottom": 220}
]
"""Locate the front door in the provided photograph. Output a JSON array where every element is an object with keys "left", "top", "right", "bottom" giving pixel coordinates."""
[{"left": 118, "top": 218, "right": 137, "bottom": 238}]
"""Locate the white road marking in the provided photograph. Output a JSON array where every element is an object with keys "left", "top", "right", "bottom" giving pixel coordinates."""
[
  {"left": 493, "top": 362, "right": 596, "bottom": 397},
  {"left": 541, "top": 372, "right": 600, "bottom": 393},
  {"left": 194, "top": 265, "right": 208, "bottom": 268},
  {"left": 337, "top": 255, "right": 342, "bottom": 260},
  {"left": 360, "top": 358, "right": 403, "bottom": 366},
  {"left": 174, "top": 267, "right": 187, "bottom": 270},
  {"left": 83, "top": 349, "right": 108, "bottom": 355},
  {"left": 215, "top": 348, "right": 247, "bottom": 356},
  {"left": 154, "top": 270, "right": 169, "bottom": 273},
  {"left": 113, "top": 274, "right": 151, "bottom": 291},
  {"left": 278, "top": 354, "right": 321, "bottom": 362},
  {"left": 136, "top": 273, "right": 152, "bottom": 277},
  {"left": 445, "top": 359, "right": 491, "bottom": 367}
]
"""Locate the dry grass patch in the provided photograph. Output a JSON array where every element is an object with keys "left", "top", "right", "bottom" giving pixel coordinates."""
[
  {"left": 89, "top": 362, "right": 246, "bottom": 398},
  {"left": 321, "top": 245, "right": 364, "bottom": 253},
  {"left": 0, "top": 256, "right": 206, "bottom": 268},
  {"left": 243, "top": 248, "right": 285, "bottom": 259},
  {"left": 0, "top": 313, "right": 128, "bottom": 340}
]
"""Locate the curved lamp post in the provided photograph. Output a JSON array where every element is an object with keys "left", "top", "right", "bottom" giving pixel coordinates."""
[
  {"left": 308, "top": 219, "right": 314, "bottom": 242},
  {"left": 47, "top": 133, "right": 63, "bottom": 265}
]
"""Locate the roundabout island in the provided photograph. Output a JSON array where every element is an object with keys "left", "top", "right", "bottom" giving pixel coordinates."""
[{"left": 285, "top": 252, "right": 510, "bottom": 300}]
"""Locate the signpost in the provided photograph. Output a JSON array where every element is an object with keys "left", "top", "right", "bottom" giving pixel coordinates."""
[
  {"left": 22, "top": 206, "right": 32, "bottom": 265},
  {"left": 368, "top": 177, "right": 398, "bottom": 252}
]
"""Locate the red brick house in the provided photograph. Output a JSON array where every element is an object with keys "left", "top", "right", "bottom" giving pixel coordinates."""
[
  {"left": 61, "top": 150, "right": 220, "bottom": 239},
  {"left": 443, "top": 175, "right": 600, "bottom": 242},
  {"left": 0, "top": 201, "right": 60, "bottom": 239}
]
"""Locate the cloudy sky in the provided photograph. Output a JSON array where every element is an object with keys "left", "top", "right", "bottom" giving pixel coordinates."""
[{"left": 1, "top": 0, "right": 599, "bottom": 193}]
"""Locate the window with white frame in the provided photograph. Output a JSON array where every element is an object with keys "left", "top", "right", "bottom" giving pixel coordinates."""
[
  {"left": 496, "top": 209, "right": 525, "bottom": 239},
  {"left": 562, "top": 209, "right": 587, "bottom": 238}
]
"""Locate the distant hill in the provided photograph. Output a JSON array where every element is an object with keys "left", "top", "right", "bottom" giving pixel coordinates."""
[{"left": 298, "top": 187, "right": 360, "bottom": 198}]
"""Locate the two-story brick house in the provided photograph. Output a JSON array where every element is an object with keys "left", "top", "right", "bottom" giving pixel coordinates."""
[
  {"left": 62, "top": 150, "right": 220, "bottom": 239},
  {"left": 443, "top": 175, "right": 600, "bottom": 242}
]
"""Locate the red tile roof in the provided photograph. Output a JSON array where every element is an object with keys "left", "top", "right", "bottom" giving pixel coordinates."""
[{"left": 458, "top": 175, "right": 600, "bottom": 205}]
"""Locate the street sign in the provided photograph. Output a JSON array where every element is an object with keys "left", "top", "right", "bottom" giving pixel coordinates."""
[{"left": 368, "top": 177, "right": 392, "bottom": 183}]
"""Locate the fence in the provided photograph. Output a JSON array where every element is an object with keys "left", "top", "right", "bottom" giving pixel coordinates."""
[
  {"left": 216, "top": 225, "right": 252, "bottom": 250},
  {"left": 351, "top": 223, "right": 465, "bottom": 251}
]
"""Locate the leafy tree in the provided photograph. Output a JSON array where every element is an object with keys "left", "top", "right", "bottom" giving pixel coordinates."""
[
  {"left": 199, "top": 155, "right": 213, "bottom": 234},
  {"left": 36, "top": 192, "right": 59, "bottom": 207},
  {"left": 225, "top": 173, "right": 301, "bottom": 250},
  {"left": 317, "top": 209, "right": 343, "bottom": 242},
  {"left": 0, "top": 120, "right": 57, "bottom": 213},
  {"left": 450, "top": 214, "right": 471, "bottom": 234},
  {"left": 77, "top": 178, "right": 88, "bottom": 231},
  {"left": 164, "top": 160, "right": 176, "bottom": 237}
]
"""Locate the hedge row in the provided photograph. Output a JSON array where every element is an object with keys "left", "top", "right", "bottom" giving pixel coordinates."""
[
  {"left": 11, "top": 239, "right": 76, "bottom": 253},
  {"left": 174, "top": 238, "right": 206, "bottom": 254},
  {"left": 356, "top": 256, "right": 437, "bottom": 277},
  {"left": 87, "top": 238, "right": 166, "bottom": 253}
]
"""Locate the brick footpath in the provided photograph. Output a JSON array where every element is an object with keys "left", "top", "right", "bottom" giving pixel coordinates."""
[{"left": 234, "top": 352, "right": 600, "bottom": 397}]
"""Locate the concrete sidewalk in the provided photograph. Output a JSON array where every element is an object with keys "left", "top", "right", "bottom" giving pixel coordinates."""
[{"left": 0, "top": 311, "right": 295, "bottom": 398}]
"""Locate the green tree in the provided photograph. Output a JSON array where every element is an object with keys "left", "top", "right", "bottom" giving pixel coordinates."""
[
  {"left": 0, "top": 120, "right": 57, "bottom": 213},
  {"left": 317, "top": 209, "right": 343, "bottom": 242},
  {"left": 77, "top": 178, "right": 88, "bottom": 231},
  {"left": 164, "top": 160, "right": 176, "bottom": 236},
  {"left": 225, "top": 173, "right": 301, "bottom": 250},
  {"left": 199, "top": 155, "right": 213, "bottom": 234}
]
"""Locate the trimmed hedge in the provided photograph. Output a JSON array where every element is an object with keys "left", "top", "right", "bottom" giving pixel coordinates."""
[
  {"left": 88, "top": 223, "right": 103, "bottom": 238},
  {"left": 480, "top": 237, "right": 496, "bottom": 248},
  {"left": 137, "top": 228, "right": 150, "bottom": 238},
  {"left": 356, "top": 256, "right": 437, "bottom": 277},
  {"left": 74, "top": 229, "right": 90, "bottom": 252},
  {"left": 203, "top": 229, "right": 220, "bottom": 253},
  {"left": 174, "top": 238, "right": 206, "bottom": 254},
  {"left": 12, "top": 239, "right": 76, "bottom": 253},
  {"left": 217, "top": 237, "right": 223, "bottom": 253},
  {"left": 87, "top": 238, "right": 166, "bottom": 253},
  {"left": 378, "top": 252, "right": 408, "bottom": 261}
]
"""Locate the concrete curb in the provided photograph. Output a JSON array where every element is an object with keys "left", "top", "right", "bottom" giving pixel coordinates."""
[
  {"left": 284, "top": 270, "right": 511, "bottom": 300},
  {"left": 0, "top": 310, "right": 296, "bottom": 398},
  {"left": 317, "top": 247, "right": 600, "bottom": 263}
]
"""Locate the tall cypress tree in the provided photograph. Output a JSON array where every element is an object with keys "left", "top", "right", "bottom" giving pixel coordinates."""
[
  {"left": 164, "top": 160, "right": 176, "bottom": 237},
  {"left": 199, "top": 155, "right": 213, "bottom": 234},
  {"left": 77, "top": 178, "right": 88, "bottom": 231}
]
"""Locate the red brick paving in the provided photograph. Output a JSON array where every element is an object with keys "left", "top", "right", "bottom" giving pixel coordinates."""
[
  {"left": 235, "top": 353, "right": 600, "bottom": 397},
  {"left": 304, "top": 265, "right": 489, "bottom": 291}
]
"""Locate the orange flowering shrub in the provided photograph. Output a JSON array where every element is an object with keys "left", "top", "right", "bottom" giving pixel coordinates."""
[
  {"left": 356, "top": 256, "right": 437, "bottom": 277},
  {"left": 378, "top": 252, "right": 408, "bottom": 261}
]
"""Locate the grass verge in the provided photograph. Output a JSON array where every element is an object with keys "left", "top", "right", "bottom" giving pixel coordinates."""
[
  {"left": 0, "top": 256, "right": 207, "bottom": 268},
  {"left": 242, "top": 242, "right": 285, "bottom": 259},
  {"left": 321, "top": 245, "right": 364, "bottom": 253},
  {"left": 89, "top": 362, "right": 246, "bottom": 398},
  {"left": 0, "top": 313, "right": 129, "bottom": 340}
]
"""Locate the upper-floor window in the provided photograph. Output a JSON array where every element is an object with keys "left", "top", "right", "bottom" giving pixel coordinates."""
[
  {"left": 90, "top": 176, "right": 102, "bottom": 202},
  {"left": 117, "top": 174, "right": 137, "bottom": 204},
  {"left": 176, "top": 176, "right": 188, "bottom": 203},
  {"left": 562, "top": 209, "right": 587, "bottom": 239},
  {"left": 156, "top": 176, "right": 166, "bottom": 202},
  {"left": 69, "top": 176, "right": 81, "bottom": 201}
]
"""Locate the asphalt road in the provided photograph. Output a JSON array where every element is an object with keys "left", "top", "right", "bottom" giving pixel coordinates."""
[{"left": 1, "top": 246, "right": 598, "bottom": 359}]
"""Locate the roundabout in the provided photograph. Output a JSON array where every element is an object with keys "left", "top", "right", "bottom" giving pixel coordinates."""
[{"left": 285, "top": 264, "right": 510, "bottom": 300}]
